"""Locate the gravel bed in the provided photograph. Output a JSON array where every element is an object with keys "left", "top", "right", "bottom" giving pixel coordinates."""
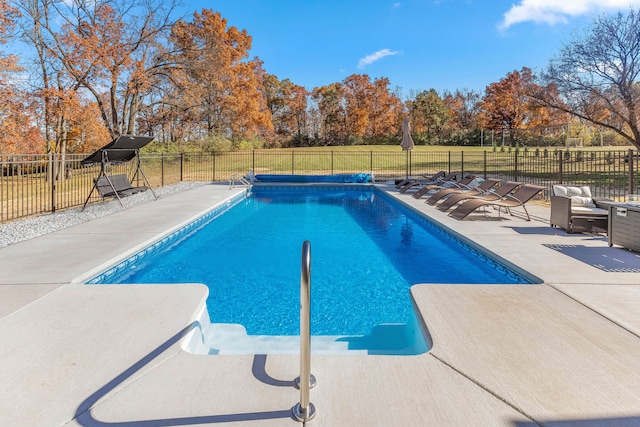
[{"left": 0, "top": 181, "right": 208, "bottom": 249}]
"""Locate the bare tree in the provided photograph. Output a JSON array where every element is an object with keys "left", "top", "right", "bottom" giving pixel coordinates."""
[
  {"left": 534, "top": 9, "right": 640, "bottom": 150},
  {"left": 16, "top": 0, "right": 179, "bottom": 139}
]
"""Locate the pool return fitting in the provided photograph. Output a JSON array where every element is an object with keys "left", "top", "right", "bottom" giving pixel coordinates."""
[{"left": 293, "top": 240, "right": 317, "bottom": 422}]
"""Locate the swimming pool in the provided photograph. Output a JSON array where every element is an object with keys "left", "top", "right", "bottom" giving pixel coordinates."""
[{"left": 87, "top": 185, "right": 532, "bottom": 354}]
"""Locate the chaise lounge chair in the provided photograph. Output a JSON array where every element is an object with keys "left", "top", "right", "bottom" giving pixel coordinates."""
[
  {"left": 435, "top": 180, "right": 521, "bottom": 212},
  {"left": 395, "top": 170, "right": 446, "bottom": 189},
  {"left": 412, "top": 174, "right": 477, "bottom": 199},
  {"left": 425, "top": 177, "right": 502, "bottom": 205},
  {"left": 448, "top": 183, "right": 546, "bottom": 221},
  {"left": 399, "top": 172, "right": 459, "bottom": 193}
]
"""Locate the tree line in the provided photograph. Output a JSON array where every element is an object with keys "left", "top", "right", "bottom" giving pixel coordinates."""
[{"left": 1, "top": 1, "right": 640, "bottom": 155}]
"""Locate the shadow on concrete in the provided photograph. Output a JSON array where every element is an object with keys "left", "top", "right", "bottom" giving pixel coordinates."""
[
  {"left": 75, "top": 323, "right": 294, "bottom": 425},
  {"left": 252, "top": 353, "right": 294, "bottom": 387},
  {"left": 508, "top": 226, "right": 608, "bottom": 240},
  {"left": 543, "top": 244, "right": 640, "bottom": 272},
  {"left": 513, "top": 415, "right": 640, "bottom": 426}
]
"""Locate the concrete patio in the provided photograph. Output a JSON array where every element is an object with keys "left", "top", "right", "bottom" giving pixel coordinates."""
[{"left": 1, "top": 183, "right": 639, "bottom": 426}]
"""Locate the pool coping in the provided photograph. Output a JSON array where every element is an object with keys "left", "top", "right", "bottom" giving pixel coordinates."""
[{"left": 1, "top": 182, "right": 639, "bottom": 426}]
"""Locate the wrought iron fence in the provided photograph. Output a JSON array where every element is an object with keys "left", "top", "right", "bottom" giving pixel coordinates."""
[{"left": 1, "top": 149, "right": 638, "bottom": 223}]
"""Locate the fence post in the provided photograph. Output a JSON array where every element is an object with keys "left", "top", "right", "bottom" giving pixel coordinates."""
[
  {"left": 161, "top": 153, "right": 165, "bottom": 187},
  {"left": 370, "top": 151, "right": 373, "bottom": 177},
  {"left": 629, "top": 149, "right": 635, "bottom": 195},
  {"left": 212, "top": 153, "right": 216, "bottom": 182},
  {"left": 49, "top": 152, "right": 56, "bottom": 213},
  {"left": 331, "top": 151, "right": 334, "bottom": 175},
  {"left": 514, "top": 150, "right": 519, "bottom": 182},
  {"left": 180, "top": 153, "right": 184, "bottom": 181},
  {"left": 461, "top": 151, "right": 464, "bottom": 177},
  {"left": 558, "top": 153, "right": 563, "bottom": 184},
  {"left": 483, "top": 151, "right": 487, "bottom": 180},
  {"left": 291, "top": 150, "right": 294, "bottom": 175}
]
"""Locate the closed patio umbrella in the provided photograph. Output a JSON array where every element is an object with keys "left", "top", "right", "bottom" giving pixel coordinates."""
[{"left": 401, "top": 117, "right": 414, "bottom": 150}]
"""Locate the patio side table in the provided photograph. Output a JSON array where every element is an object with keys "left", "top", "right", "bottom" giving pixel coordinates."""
[{"left": 608, "top": 203, "right": 640, "bottom": 252}]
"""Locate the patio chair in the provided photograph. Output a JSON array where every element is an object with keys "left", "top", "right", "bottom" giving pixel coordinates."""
[
  {"left": 399, "top": 172, "right": 459, "bottom": 193},
  {"left": 435, "top": 180, "right": 521, "bottom": 212},
  {"left": 550, "top": 185, "right": 611, "bottom": 233},
  {"left": 425, "top": 178, "right": 502, "bottom": 205},
  {"left": 412, "top": 174, "right": 477, "bottom": 199},
  {"left": 448, "top": 183, "right": 546, "bottom": 221},
  {"left": 395, "top": 170, "right": 446, "bottom": 189}
]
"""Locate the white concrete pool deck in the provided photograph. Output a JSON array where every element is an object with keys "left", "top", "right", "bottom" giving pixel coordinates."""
[{"left": 1, "top": 182, "right": 639, "bottom": 426}]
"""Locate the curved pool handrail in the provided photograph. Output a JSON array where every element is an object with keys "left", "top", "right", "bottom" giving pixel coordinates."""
[{"left": 293, "top": 240, "right": 317, "bottom": 422}]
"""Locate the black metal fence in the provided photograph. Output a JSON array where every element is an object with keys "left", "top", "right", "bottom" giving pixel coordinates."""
[{"left": 1, "top": 149, "right": 638, "bottom": 223}]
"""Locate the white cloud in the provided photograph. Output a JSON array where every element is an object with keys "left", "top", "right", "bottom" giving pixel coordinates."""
[
  {"left": 357, "top": 49, "right": 399, "bottom": 69},
  {"left": 499, "top": 0, "right": 640, "bottom": 30}
]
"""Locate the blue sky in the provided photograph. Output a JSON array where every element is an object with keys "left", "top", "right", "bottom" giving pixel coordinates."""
[{"left": 178, "top": 0, "right": 640, "bottom": 98}]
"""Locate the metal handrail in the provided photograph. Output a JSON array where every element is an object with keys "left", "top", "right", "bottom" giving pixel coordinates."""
[
  {"left": 293, "top": 240, "right": 316, "bottom": 422},
  {"left": 228, "top": 173, "right": 251, "bottom": 189}
]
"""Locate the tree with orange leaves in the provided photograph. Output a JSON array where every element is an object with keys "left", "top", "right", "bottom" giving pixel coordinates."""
[
  {"left": 481, "top": 67, "right": 567, "bottom": 145},
  {"left": 311, "top": 82, "right": 347, "bottom": 145},
  {"left": 341, "top": 74, "right": 402, "bottom": 142},
  {"left": 168, "top": 9, "right": 273, "bottom": 141},
  {"left": 18, "top": 0, "right": 179, "bottom": 140},
  {"left": 480, "top": 68, "right": 531, "bottom": 144},
  {"left": 443, "top": 89, "right": 481, "bottom": 132},
  {"left": 263, "top": 73, "right": 308, "bottom": 145},
  {"left": 0, "top": 0, "right": 44, "bottom": 154},
  {"left": 368, "top": 77, "right": 403, "bottom": 139},
  {"left": 342, "top": 74, "right": 372, "bottom": 138}
]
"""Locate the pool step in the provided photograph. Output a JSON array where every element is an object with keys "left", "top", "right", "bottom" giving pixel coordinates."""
[
  {"left": 182, "top": 321, "right": 428, "bottom": 355},
  {"left": 198, "top": 323, "right": 367, "bottom": 355}
]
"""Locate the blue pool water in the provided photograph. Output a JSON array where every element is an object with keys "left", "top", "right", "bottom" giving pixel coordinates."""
[{"left": 89, "top": 186, "right": 530, "bottom": 339}]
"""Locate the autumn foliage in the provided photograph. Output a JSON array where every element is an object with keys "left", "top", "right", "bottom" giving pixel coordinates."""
[
  {"left": 1, "top": 2, "right": 635, "bottom": 154},
  {"left": 0, "top": 1, "right": 43, "bottom": 154}
]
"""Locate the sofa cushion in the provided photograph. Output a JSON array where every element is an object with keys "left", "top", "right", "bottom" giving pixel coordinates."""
[
  {"left": 565, "top": 186, "right": 583, "bottom": 197},
  {"left": 579, "top": 186, "right": 592, "bottom": 198},
  {"left": 553, "top": 185, "right": 596, "bottom": 207},
  {"left": 570, "top": 206, "right": 608, "bottom": 215},
  {"left": 553, "top": 185, "right": 568, "bottom": 197},
  {"left": 571, "top": 195, "right": 596, "bottom": 207}
]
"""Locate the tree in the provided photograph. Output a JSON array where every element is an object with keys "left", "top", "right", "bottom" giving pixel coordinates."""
[
  {"left": 368, "top": 77, "right": 403, "bottom": 139},
  {"left": 443, "top": 89, "right": 481, "bottom": 131},
  {"left": 342, "top": 74, "right": 371, "bottom": 138},
  {"left": 0, "top": 0, "right": 19, "bottom": 74},
  {"left": 0, "top": 0, "right": 43, "bottom": 154},
  {"left": 263, "top": 73, "right": 307, "bottom": 145},
  {"left": 340, "top": 74, "right": 402, "bottom": 142},
  {"left": 311, "top": 82, "right": 346, "bottom": 145},
  {"left": 169, "top": 9, "right": 272, "bottom": 142},
  {"left": 18, "top": 0, "right": 179, "bottom": 139},
  {"left": 480, "top": 68, "right": 531, "bottom": 145},
  {"left": 410, "top": 89, "right": 449, "bottom": 143},
  {"left": 535, "top": 9, "right": 640, "bottom": 150}
]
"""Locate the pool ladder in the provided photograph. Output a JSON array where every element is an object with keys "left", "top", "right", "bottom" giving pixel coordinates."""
[
  {"left": 293, "top": 240, "right": 317, "bottom": 422},
  {"left": 229, "top": 173, "right": 252, "bottom": 189}
]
